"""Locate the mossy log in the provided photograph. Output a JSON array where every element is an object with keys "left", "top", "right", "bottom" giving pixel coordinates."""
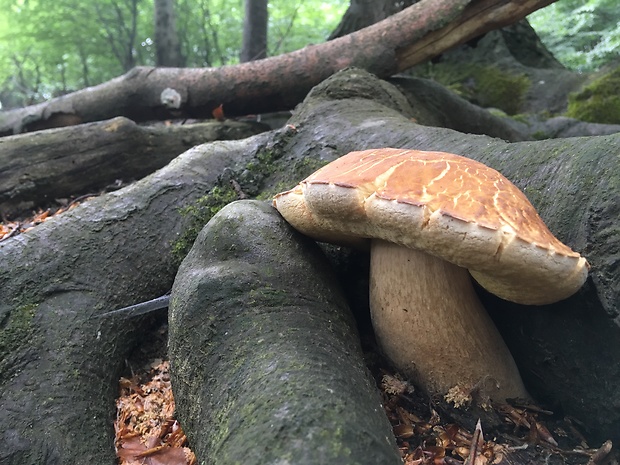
[
  {"left": 169, "top": 200, "right": 401, "bottom": 464},
  {"left": 0, "top": 117, "right": 267, "bottom": 218}
]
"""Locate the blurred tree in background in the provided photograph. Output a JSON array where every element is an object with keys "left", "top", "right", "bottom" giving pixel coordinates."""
[
  {"left": 240, "top": 0, "right": 268, "bottom": 62},
  {"left": 0, "top": 0, "right": 345, "bottom": 108},
  {"left": 155, "top": 0, "right": 185, "bottom": 66}
]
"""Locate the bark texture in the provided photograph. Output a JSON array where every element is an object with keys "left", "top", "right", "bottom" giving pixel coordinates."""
[
  {"left": 2, "top": 66, "right": 619, "bottom": 464},
  {"left": 0, "top": 117, "right": 267, "bottom": 217},
  {"left": 0, "top": 0, "right": 556, "bottom": 135},
  {"left": 169, "top": 200, "right": 402, "bottom": 464},
  {"left": 0, "top": 135, "right": 271, "bottom": 464}
]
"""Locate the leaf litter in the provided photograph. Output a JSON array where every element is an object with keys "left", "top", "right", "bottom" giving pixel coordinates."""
[
  {"left": 114, "top": 359, "right": 196, "bottom": 465},
  {"left": 115, "top": 345, "right": 615, "bottom": 465},
  {"left": 377, "top": 368, "right": 615, "bottom": 465}
]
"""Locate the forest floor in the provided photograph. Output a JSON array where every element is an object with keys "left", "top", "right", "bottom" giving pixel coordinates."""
[
  {"left": 1, "top": 204, "right": 615, "bottom": 465},
  {"left": 113, "top": 317, "right": 613, "bottom": 465}
]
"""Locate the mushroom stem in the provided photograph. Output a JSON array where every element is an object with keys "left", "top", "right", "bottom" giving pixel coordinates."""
[{"left": 369, "top": 239, "right": 529, "bottom": 402}]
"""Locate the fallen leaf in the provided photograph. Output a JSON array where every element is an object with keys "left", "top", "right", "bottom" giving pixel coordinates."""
[{"left": 212, "top": 104, "right": 225, "bottom": 121}]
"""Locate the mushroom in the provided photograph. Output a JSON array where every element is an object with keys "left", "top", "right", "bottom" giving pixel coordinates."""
[{"left": 273, "top": 148, "right": 589, "bottom": 401}]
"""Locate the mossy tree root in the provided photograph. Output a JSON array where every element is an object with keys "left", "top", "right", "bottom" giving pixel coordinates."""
[{"left": 169, "top": 200, "right": 401, "bottom": 465}]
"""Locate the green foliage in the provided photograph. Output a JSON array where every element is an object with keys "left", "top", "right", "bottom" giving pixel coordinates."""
[
  {"left": 268, "top": 1, "right": 344, "bottom": 55},
  {"left": 176, "top": 0, "right": 243, "bottom": 66},
  {"left": 566, "top": 67, "right": 620, "bottom": 124},
  {"left": 0, "top": 0, "right": 346, "bottom": 108},
  {"left": 0, "top": 0, "right": 154, "bottom": 105},
  {"left": 528, "top": 0, "right": 620, "bottom": 71}
]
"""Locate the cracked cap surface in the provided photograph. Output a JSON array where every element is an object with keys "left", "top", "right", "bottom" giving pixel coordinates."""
[{"left": 273, "top": 148, "right": 589, "bottom": 305}]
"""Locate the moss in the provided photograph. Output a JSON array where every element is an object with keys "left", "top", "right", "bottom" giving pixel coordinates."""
[
  {"left": 0, "top": 303, "right": 37, "bottom": 369},
  {"left": 531, "top": 130, "right": 550, "bottom": 140},
  {"left": 256, "top": 156, "right": 330, "bottom": 201},
  {"left": 486, "top": 108, "right": 508, "bottom": 118},
  {"left": 240, "top": 149, "right": 279, "bottom": 195},
  {"left": 292, "top": 156, "right": 328, "bottom": 178},
  {"left": 210, "top": 395, "right": 234, "bottom": 457},
  {"left": 509, "top": 113, "right": 531, "bottom": 125},
  {"left": 522, "top": 185, "right": 544, "bottom": 208},
  {"left": 320, "top": 425, "right": 352, "bottom": 458},
  {"left": 172, "top": 145, "right": 287, "bottom": 258},
  {"left": 415, "top": 63, "right": 531, "bottom": 115},
  {"left": 171, "top": 184, "right": 239, "bottom": 263},
  {"left": 566, "top": 67, "right": 620, "bottom": 124},
  {"left": 254, "top": 182, "right": 289, "bottom": 201},
  {"left": 247, "top": 286, "right": 288, "bottom": 306},
  {"left": 171, "top": 137, "right": 330, "bottom": 263},
  {"left": 474, "top": 67, "right": 530, "bottom": 115}
]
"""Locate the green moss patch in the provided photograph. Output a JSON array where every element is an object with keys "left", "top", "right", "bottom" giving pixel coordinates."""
[
  {"left": 417, "top": 63, "right": 530, "bottom": 115},
  {"left": 0, "top": 303, "right": 37, "bottom": 372},
  {"left": 172, "top": 185, "right": 239, "bottom": 263},
  {"left": 567, "top": 67, "right": 620, "bottom": 124},
  {"left": 171, "top": 133, "right": 329, "bottom": 263},
  {"left": 475, "top": 67, "right": 530, "bottom": 115}
]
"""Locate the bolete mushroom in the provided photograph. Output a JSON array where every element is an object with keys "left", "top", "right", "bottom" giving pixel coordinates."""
[{"left": 273, "top": 148, "right": 589, "bottom": 401}]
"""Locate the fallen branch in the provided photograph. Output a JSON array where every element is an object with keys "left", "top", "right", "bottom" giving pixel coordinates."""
[
  {"left": 0, "top": 117, "right": 266, "bottom": 217},
  {"left": 0, "top": 0, "right": 555, "bottom": 135}
]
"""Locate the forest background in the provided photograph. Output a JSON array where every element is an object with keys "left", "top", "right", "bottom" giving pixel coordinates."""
[{"left": 0, "top": 0, "right": 619, "bottom": 111}]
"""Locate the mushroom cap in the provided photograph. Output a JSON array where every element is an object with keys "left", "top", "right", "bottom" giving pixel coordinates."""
[{"left": 273, "top": 148, "right": 589, "bottom": 305}]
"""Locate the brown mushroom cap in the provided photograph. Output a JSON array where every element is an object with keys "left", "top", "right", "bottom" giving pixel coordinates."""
[{"left": 274, "top": 148, "right": 589, "bottom": 305}]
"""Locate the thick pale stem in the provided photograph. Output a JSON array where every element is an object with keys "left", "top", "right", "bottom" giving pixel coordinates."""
[{"left": 369, "top": 240, "right": 529, "bottom": 401}]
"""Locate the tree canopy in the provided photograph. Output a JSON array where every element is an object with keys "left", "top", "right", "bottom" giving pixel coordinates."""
[{"left": 528, "top": 0, "right": 620, "bottom": 71}]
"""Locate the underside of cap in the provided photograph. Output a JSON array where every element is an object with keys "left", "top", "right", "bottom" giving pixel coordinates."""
[{"left": 273, "top": 148, "right": 589, "bottom": 305}]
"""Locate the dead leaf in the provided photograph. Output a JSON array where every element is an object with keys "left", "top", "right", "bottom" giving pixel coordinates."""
[
  {"left": 114, "top": 360, "right": 196, "bottom": 465},
  {"left": 212, "top": 104, "right": 225, "bottom": 121}
]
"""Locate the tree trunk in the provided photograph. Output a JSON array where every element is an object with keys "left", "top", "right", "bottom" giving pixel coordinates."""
[
  {"left": 0, "top": 117, "right": 267, "bottom": 218},
  {"left": 0, "top": 0, "right": 555, "bottom": 136},
  {"left": 155, "top": 0, "right": 185, "bottom": 67},
  {"left": 499, "top": 19, "right": 564, "bottom": 69},
  {"left": 240, "top": 0, "right": 268, "bottom": 62},
  {"left": 2, "top": 65, "right": 619, "bottom": 463},
  {"left": 328, "top": 0, "right": 416, "bottom": 39},
  {"left": 169, "top": 200, "right": 402, "bottom": 464}
]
